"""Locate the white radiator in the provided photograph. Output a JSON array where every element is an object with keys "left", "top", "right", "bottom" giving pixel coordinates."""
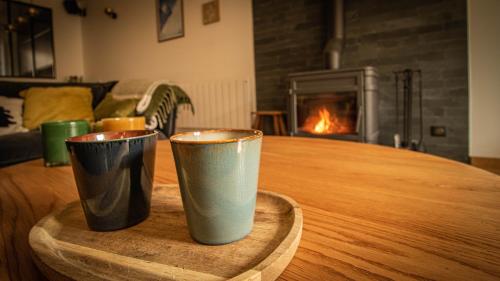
[{"left": 175, "top": 79, "right": 256, "bottom": 129}]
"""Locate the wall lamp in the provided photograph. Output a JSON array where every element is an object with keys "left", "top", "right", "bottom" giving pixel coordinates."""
[{"left": 104, "top": 8, "right": 117, "bottom": 19}]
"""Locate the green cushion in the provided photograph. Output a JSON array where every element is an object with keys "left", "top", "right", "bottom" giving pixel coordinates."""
[{"left": 94, "top": 94, "right": 139, "bottom": 121}]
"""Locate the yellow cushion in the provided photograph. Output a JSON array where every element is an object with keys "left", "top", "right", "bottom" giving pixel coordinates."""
[
  {"left": 93, "top": 94, "right": 139, "bottom": 121},
  {"left": 21, "top": 87, "right": 94, "bottom": 130}
]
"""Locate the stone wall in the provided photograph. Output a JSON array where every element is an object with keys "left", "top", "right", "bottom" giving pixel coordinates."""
[
  {"left": 253, "top": 0, "right": 468, "bottom": 162},
  {"left": 253, "top": 0, "right": 327, "bottom": 110}
]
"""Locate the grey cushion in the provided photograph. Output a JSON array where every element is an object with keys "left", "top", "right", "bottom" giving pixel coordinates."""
[{"left": 0, "top": 131, "right": 42, "bottom": 167}]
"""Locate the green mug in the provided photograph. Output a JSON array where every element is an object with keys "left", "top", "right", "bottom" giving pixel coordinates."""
[
  {"left": 41, "top": 120, "right": 89, "bottom": 167},
  {"left": 170, "top": 129, "right": 263, "bottom": 245}
]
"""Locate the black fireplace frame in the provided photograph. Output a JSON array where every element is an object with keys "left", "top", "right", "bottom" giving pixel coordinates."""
[{"left": 288, "top": 67, "right": 379, "bottom": 143}]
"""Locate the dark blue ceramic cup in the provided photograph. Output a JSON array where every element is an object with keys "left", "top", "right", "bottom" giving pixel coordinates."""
[{"left": 66, "top": 130, "right": 158, "bottom": 231}]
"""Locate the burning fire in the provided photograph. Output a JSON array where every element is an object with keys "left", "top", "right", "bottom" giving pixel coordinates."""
[{"left": 302, "top": 107, "right": 350, "bottom": 134}]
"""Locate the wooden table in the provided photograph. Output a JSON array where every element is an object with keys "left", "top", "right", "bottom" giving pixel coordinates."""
[{"left": 1, "top": 136, "right": 500, "bottom": 280}]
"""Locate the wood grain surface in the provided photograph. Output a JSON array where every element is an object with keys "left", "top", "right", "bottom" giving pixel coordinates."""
[
  {"left": 1, "top": 136, "right": 500, "bottom": 280},
  {"left": 471, "top": 157, "right": 500, "bottom": 175},
  {"left": 29, "top": 185, "right": 302, "bottom": 281}
]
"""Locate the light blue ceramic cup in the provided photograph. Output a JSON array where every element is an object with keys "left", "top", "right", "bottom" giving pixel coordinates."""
[{"left": 170, "top": 129, "right": 263, "bottom": 245}]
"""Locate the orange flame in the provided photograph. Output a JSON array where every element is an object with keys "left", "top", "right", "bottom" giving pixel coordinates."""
[{"left": 301, "top": 107, "right": 350, "bottom": 134}]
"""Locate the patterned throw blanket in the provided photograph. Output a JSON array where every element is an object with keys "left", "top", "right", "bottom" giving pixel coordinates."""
[{"left": 110, "top": 79, "right": 193, "bottom": 130}]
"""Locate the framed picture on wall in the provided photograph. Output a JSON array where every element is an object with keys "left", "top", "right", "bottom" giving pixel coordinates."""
[
  {"left": 156, "top": 0, "right": 184, "bottom": 42},
  {"left": 202, "top": 0, "right": 220, "bottom": 25}
]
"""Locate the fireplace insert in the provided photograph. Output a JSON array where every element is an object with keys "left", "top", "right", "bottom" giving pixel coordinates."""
[{"left": 288, "top": 67, "right": 379, "bottom": 143}]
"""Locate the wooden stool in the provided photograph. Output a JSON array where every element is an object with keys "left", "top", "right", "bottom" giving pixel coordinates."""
[{"left": 252, "top": 111, "right": 287, "bottom": 136}]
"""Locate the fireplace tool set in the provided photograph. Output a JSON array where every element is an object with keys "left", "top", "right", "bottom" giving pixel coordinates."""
[{"left": 393, "top": 69, "right": 425, "bottom": 152}]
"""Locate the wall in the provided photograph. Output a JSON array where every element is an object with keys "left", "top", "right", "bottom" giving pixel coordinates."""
[
  {"left": 253, "top": 0, "right": 469, "bottom": 162},
  {"left": 342, "top": 0, "right": 468, "bottom": 162},
  {"left": 0, "top": 0, "right": 85, "bottom": 81},
  {"left": 253, "top": 0, "right": 326, "bottom": 110},
  {"left": 468, "top": 0, "right": 500, "bottom": 159},
  {"left": 82, "top": 0, "right": 255, "bottom": 85}
]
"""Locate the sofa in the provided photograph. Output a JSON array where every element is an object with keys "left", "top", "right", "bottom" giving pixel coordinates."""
[{"left": 0, "top": 81, "right": 177, "bottom": 167}]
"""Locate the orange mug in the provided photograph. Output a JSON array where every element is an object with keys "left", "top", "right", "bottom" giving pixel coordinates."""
[{"left": 101, "top": 117, "right": 146, "bottom": 131}]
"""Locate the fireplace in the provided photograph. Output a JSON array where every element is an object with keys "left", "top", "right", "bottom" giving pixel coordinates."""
[
  {"left": 288, "top": 67, "right": 379, "bottom": 143},
  {"left": 284, "top": 0, "right": 378, "bottom": 143}
]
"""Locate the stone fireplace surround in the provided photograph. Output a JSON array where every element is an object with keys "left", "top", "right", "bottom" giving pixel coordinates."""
[{"left": 253, "top": 0, "right": 468, "bottom": 162}]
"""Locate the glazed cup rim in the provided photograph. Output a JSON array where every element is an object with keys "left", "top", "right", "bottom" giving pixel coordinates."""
[
  {"left": 101, "top": 116, "right": 146, "bottom": 121},
  {"left": 169, "top": 129, "right": 263, "bottom": 144},
  {"left": 65, "top": 130, "right": 158, "bottom": 144}
]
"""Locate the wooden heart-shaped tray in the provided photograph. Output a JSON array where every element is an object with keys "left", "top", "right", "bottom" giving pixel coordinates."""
[{"left": 29, "top": 184, "right": 302, "bottom": 280}]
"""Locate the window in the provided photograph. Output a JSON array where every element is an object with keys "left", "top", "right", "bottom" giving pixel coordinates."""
[{"left": 0, "top": 0, "right": 55, "bottom": 78}]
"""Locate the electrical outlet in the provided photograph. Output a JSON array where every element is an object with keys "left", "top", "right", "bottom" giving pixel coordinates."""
[{"left": 430, "top": 126, "right": 446, "bottom": 137}]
